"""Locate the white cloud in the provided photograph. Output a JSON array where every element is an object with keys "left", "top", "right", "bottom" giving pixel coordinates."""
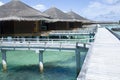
[
  {"left": 0, "top": 1, "right": 4, "bottom": 6},
  {"left": 103, "top": 0, "right": 120, "bottom": 4},
  {"left": 82, "top": 0, "right": 120, "bottom": 21},
  {"left": 33, "top": 4, "right": 46, "bottom": 11}
]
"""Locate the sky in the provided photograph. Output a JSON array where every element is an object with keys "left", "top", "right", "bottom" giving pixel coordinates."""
[{"left": 0, "top": 0, "right": 120, "bottom": 21}]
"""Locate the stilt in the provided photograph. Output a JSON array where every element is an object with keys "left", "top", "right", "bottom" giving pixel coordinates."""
[
  {"left": 39, "top": 50, "right": 44, "bottom": 73},
  {"left": 75, "top": 43, "right": 81, "bottom": 75},
  {"left": 1, "top": 50, "right": 7, "bottom": 72}
]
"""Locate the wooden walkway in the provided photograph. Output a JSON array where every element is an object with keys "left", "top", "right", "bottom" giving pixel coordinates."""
[
  {"left": 77, "top": 27, "right": 120, "bottom": 80},
  {"left": 0, "top": 38, "right": 90, "bottom": 73}
]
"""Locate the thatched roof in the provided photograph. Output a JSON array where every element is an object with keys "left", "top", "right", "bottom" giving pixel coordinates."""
[
  {"left": 66, "top": 11, "right": 91, "bottom": 23},
  {"left": 0, "top": 0, "right": 50, "bottom": 21},
  {"left": 43, "top": 7, "right": 72, "bottom": 22}
]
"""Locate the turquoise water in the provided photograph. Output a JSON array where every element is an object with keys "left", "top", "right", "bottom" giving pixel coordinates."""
[
  {"left": 103, "top": 24, "right": 120, "bottom": 35},
  {"left": 0, "top": 48, "right": 88, "bottom": 80}
]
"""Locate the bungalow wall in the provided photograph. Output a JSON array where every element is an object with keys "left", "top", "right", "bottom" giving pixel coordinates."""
[
  {"left": 46, "top": 22, "right": 82, "bottom": 31},
  {"left": 0, "top": 21, "right": 83, "bottom": 37},
  {"left": 0, "top": 21, "right": 41, "bottom": 37},
  {"left": 74, "top": 22, "right": 82, "bottom": 28},
  {"left": 69, "top": 22, "right": 82, "bottom": 29},
  {"left": 14, "top": 21, "right": 41, "bottom": 34},
  {"left": 0, "top": 21, "right": 14, "bottom": 34}
]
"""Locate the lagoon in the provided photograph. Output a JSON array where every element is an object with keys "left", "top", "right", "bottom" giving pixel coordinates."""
[{"left": 0, "top": 49, "right": 88, "bottom": 80}]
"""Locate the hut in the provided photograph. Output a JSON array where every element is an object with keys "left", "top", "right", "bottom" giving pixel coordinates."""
[
  {"left": 66, "top": 11, "right": 91, "bottom": 27},
  {"left": 43, "top": 7, "right": 73, "bottom": 30},
  {"left": 0, "top": 0, "right": 50, "bottom": 37},
  {"left": 43, "top": 7, "right": 91, "bottom": 31}
]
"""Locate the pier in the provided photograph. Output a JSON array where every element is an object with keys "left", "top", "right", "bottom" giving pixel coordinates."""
[
  {"left": 0, "top": 38, "right": 93, "bottom": 73},
  {"left": 77, "top": 27, "right": 120, "bottom": 80}
]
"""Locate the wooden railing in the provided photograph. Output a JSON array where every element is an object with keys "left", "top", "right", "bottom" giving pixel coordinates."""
[
  {"left": 0, "top": 38, "right": 94, "bottom": 44},
  {"left": 49, "top": 26, "right": 97, "bottom": 35}
]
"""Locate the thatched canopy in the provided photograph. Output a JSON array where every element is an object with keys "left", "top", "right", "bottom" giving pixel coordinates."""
[
  {"left": 43, "top": 7, "right": 72, "bottom": 22},
  {"left": 0, "top": 0, "right": 50, "bottom": 21},
  {"left": 66, "top": 11, "right": 91, "bottom": 23}
]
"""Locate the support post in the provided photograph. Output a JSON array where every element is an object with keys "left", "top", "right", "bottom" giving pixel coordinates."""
[
  {"left": 75, "top": 42, "right": 81, "bottom": 75},
  {"left": 39, "top": 50, "right": 44, "bottom": 73},
  {"left": 1, "top": 50, "right": 7, "bottom": 72}
]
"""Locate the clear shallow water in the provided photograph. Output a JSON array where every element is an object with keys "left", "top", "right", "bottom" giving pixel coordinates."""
[
  {"left": 103, "top": 24, "right": 120, "bottom": 35},
  {"left": 0, "top": 49, "right": 88, "bottom": 80}
]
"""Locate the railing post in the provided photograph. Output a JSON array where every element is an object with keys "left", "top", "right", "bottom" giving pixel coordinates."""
[
  {"left": 23, "top": 37, "right": 26, "bottom": 43},
  {"left": 37, "top": 37, "right": 39, "bottom": 43},
  {"left": 59, "top": 35, "right": 61, "bottom": 39},
  {"left": 44, "top": 42, "right": 47, "bottom": 50},
  {"left": 75, "top": 42, "right": 81, "bottom": 75},
  {"left": 1, "top": 50, "right": 7, "bottom": 72},
  {"left": 83, "top": 43, "right": 86, "bottom": 48},
  {"left": 1, "top": 37, "right": 3, "bottom": 43},
  {"left": 89, "top": 33, "right": 92, "bottom": 42},
  {"left": 38, "top": 50, "right": 44, "bottom": 73},
  {"left": 0, "top": 38, "right": 2, "bottom": 43},
  {"left": 52, "top": 39, "right": 53, "bottom": 44},
  {"left": 59, "top": 42, "right": 62, "bottom": 51}
]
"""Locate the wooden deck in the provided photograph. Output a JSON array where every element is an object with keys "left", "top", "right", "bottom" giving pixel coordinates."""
[{"left": 77, "top": 27, "right": 120, "bottom": 80}]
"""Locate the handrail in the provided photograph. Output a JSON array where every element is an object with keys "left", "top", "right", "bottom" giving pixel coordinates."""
[
  {"left": 0, "top": 38, "right": 94, "bottom": 44},
  {"left": 49, "top": 26, "right": 97, "bottom": 34},
  {"left": 0, "top": 39, "right": 90, "bottom": 51}
]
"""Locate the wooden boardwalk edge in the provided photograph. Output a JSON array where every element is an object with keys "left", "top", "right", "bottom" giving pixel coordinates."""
[{"left": 77, "top": 27, "right": 120, "bottom": 80}]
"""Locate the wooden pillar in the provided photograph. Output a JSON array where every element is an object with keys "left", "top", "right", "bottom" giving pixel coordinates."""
[
  {"left": 39, "top": 50, "right": 44, "bottom": 73},
  {"left": 75, "top": 42, "right": 81, "bottom": 75},
  {"left": 1, "top": 50, "right": 7, "bottom": 72},
  {"left": 34, "top": 21, "right": 39, "bottom": 33}
]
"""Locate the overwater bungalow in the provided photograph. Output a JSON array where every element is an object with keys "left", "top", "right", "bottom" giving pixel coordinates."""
[
  {"left": 43, "top": 7, "right": 73, "bottom": 31},
  {"left": 43, "top": 7, "right": 92, "bottom": 31},
  {"left": 0, "top": 0, "right": 50, "bottom": 37},
  {"left": 66, "top": 11, "right": 92, "bottom": 26},
  {"left": 0, "top": 0, "right": 94, "bottom": 38}
]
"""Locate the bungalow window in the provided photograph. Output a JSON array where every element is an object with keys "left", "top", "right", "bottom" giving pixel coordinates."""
[
  {"left": 41, "top": 21, "right": 47, "bottom": 30},
  {"left": 41, "top": 26, "right": 47, "bottom": 30}
]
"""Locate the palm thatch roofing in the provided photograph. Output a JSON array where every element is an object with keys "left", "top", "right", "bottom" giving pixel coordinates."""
[
  {"left": 0, "top": 0, "right": 50, "bottom": 21},
  {"left": 66, "top": 11, "right": 91, "bottom": 23},
  {"left": 43, "top": 7, "right": 73, "bottom": 22}
]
